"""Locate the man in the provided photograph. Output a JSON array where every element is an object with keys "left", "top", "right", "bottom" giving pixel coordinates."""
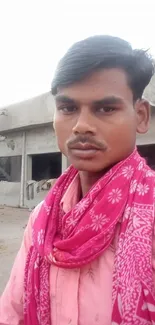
[{"left": 0, "top": 35, "right": 155, "bottom": 324}]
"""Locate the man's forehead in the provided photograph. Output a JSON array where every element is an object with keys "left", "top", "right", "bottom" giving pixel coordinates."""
[{"left": 55, "top": 68, "right": 133, "bottom": 103}]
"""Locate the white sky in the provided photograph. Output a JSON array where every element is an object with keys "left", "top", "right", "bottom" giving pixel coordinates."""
[{"left": 0, "top": 0, "right": 155, "bottom": 108}]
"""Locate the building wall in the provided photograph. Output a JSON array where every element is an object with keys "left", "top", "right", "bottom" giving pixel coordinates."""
[
  {"left": 0, "top": 124, "right": 59, "bottom": 157},
  {"left": 0, "top": 132, "right": 22, "bottom": 156},
  {"left": 0, "top": 124, "right": 61, "bottom": 208},
  {"left": 0, "top": 92, "right": 55, "bottom": 133},
  {"left": 0, "top": 181, "right": 48, "bottom": 208},
  {"left": 26, "top": 126, "right": 59, "bottom": 155}
]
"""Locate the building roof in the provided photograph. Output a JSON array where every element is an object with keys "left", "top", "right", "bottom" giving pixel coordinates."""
[{"left": 0, "top": 92, "right": 55, "bottom": 133}]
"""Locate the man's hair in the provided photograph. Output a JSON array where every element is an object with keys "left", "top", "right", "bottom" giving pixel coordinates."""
[{"left": 51, "top": 35, "right": 154, "bottom": 100}]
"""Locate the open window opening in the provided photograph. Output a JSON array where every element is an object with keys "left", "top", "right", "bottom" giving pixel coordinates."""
[
  {"left": 32, "top": 152, "right": 61, "bottom": 181},
  {"left": 0, "top": 156, "right": 21, "bottom": 181},
  {"left": 137, "top": 144, "right": 155, "bottom": 170}
]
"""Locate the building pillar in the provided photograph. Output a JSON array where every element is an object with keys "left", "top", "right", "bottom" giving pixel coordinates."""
[
  {"left": 27, "top": 155, "right": 32, "bottom": 180},
  {"left": 19, "top": 131, "right": 26, "bottom": 207}
]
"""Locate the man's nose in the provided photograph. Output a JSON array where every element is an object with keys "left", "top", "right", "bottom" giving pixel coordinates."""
[{"left": 72, "top": 110, "right": 96, "bottom": 135}]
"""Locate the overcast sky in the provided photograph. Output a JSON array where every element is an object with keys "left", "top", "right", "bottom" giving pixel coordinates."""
[{"left": 0, "top": 0, "right": 155, "bottom": 108}]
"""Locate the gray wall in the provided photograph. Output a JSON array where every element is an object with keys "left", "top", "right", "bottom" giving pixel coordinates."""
[
  {"left": 0, "top": 181, "right": 48, "bottom": 208},
  {"left": 0, "top": 124, "right": 66, "bottom": 208},
  {"left": 0, "top": 125, "right": 59, "bottom": 157},
  {"left": 0, "top": 92, "right": 55, "bottom": 133},
  {"left": 26, "top": 126, "right": 59, "bottom": 155}
]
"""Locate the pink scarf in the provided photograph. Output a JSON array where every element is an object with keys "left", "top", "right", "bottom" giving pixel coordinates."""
[{"left": 24, "top": 149, "right": 155, "bottom": 324}]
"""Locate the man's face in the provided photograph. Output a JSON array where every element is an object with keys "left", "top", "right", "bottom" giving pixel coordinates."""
[{"left": 54, "top": 68, "right": 149, "bottom": 172}]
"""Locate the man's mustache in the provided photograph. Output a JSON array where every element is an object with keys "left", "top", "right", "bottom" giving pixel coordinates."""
[{"left": 67, "top": 135, "right": 107, "bottom": 150}]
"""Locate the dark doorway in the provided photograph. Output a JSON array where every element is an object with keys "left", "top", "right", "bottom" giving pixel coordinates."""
[
  {"left": 137, "top": 144, "right": 155, "bottom": 170},
  {"left": 32, "top": 152, "right": 61, "bottom": 181},
  {"left": 0, "top": 156, "right": 21, "bottom": 181}
]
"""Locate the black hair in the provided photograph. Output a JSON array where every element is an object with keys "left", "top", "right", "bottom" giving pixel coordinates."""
[{"left": 51, "top": 35, "right": 154, "bottom": 100}]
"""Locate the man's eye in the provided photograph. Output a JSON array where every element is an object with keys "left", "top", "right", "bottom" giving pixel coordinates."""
[
  {"left": 58, "top": 106, "right": 76, "bottom": 113},
  {"left": 98, "top": 107, "right": 116, "bottom": 113}
]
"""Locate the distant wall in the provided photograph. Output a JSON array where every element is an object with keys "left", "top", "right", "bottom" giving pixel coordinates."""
[
  {"left": 0, "top": 181, "right": 48, "bottom": 208},
  {"left": 0, "top": 125, "right": 59, "bottom": 157},
  {"left": 0, "top": 92, "right": 55, "bottom": 133}
]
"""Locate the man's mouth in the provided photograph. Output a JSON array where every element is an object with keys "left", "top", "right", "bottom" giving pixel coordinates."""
[
  {"left": 69, "top": 142, "right": 100, "bottom": 150},
  {"left": 68, "top": 142, "right": 101, "bottom": 159}
]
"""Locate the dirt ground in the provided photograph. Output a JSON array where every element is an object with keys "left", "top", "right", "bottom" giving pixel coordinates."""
[{"left": 0, "top": 206, "right": 30, "bottom": 294}]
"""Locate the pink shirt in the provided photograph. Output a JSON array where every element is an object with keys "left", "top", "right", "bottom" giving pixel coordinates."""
[{"left": 0, "top": 175, "right": 155, "bottom": 325}]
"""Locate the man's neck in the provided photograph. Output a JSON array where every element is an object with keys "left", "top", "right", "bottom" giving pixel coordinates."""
[{"left": 79, "top": 170, "right": 106, "bottom": 197}]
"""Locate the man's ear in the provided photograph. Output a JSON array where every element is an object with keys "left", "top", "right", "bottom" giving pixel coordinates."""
[{"left": 135, "top": 99, "right": 150, "bottom": 134}]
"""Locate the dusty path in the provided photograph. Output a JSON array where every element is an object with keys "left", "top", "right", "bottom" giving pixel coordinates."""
[{"left": 0, "top": 206, "right": 29, "bottom": 294}]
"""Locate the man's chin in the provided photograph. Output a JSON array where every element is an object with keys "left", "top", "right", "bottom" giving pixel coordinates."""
[{"left": 69, "top": 159, "right": 106, "bottom": 173}]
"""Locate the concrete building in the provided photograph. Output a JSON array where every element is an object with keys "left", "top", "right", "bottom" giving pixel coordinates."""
[
  {"left": 0, "top": 92, "right": 68, "bottom": 208},
  {"left": 0, "top": 76, "right": 154, "bottom": 208}
]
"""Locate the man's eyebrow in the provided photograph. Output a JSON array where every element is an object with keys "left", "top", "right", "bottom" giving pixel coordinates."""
[
  {"left": 55, "top": 95, "right": 75, "bottom": 104},
  {"left": 93, "top": 96, "right": 124, "bottom": 106},
  {"left": 55, "top": 95, "right": 125, "bottom": 106}
]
